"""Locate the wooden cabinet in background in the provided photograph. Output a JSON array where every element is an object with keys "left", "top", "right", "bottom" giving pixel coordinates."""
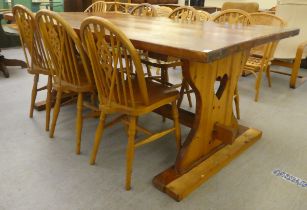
[{"left": 64, "top": 0, "right": 92, "bottom": 12}]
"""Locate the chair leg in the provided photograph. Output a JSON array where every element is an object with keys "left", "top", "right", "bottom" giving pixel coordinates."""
[
  {"left": 161, "top": 67, "right": 169, "bottom": 85},
  {"left": 234, "top": 85, "right": 240, "bottom": 120},
  {"left": 76, "top": 93, "right": 83, "bottom": 155},
  {"left": 184, "top": 81, "right": 193, "bottom": 108},
  {"left": 156, "top": 67, "right": 161, "bottom": 75},
  {"left": 266, "top": 66, "right": 272, "bottom": 88},
  {"left": 290, "top": 46, "right": 304, "bottom": 89},
  {"left": 45, "top": 75, "right": 52, "bottom": 131},
  {"left": 171, "top": 101, "right": 181, "bottom": 150},
  {"left": 49, "top": 90, "right": 62, "bottom": 138},
  {"left": 254, "top": 68, "right": 263, "bottom": 102},
  {"left": 30, "top": 74, "right": 39, "bottom": 118},
  {"left": 145, "top": 65, "right": 152, "bottom": 77},
  {"left": 90, "top": 92, "right": 96, "bottom": 106},
  {"left": 177, "top": 82, "right": 185, "bottom": 108},
  {"left": 125, "top": 116, "right": 136, "bottom": 191},
  {"left": 90, "top": 112, "right": 106, "bottom": 165}
]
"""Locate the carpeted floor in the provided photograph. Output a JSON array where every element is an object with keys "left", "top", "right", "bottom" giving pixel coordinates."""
[{"left": 0, "top": 47, "right": 307, "bottom": 210}]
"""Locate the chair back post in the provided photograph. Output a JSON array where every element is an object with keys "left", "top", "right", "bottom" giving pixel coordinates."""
[
  {"left": 35, "top": 10, "right": 92, "bottom": 87},
  {"left": 12, "top": 5, "right": 51, "bottom": 72},
  {"left": 168, "top": 6, "right": 199, "bottom": 22},
  {"left": 130, "top": 3, "right": 157, "bottom": 17},
  {"left": 80, "top": 17, "right": 149, "bottom": 109}
]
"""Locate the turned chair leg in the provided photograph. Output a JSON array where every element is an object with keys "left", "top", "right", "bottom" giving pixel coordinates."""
[
  {"left": 177, "top": 79, "right": 192, "bottom": 108},
  {"left": 125, "top": 116, "right": 136, "bottom": 191},
  {"left": 171, "top": 101, "right": 181, "bottom": 150},
  {"left": 254, "top": 67, "right": 264, "bottom": 102},
  {"left": 145, "top": 64, "right": 152, "bottom": 77},
  {"left": 76, "top": 93, "right": 83, "bottom": 155},
  {"left": 266, "top": 66, "right": 272, "bottom": 88},
  {"left": 49, "top": 90, "right": 62, "bottom": 138},
  {"left": 90, "top": 112, "right": 106, "bottom": 165},
  {"left": 234, "top": 85, "right": 240, "bottom": 120},
  {"left": 184, "top": 81, "right": 193, "bottom": 108},
  {"left": 45, "top": 75, "right": 52, "bottom": 131},
  {"left": 30, "top": 74, "right": 39, "bottom": 118}
]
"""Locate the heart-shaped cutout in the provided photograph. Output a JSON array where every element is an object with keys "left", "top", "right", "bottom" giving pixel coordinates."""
[{"left": 214, "top": 74, "right": 228, "bottom": 100}]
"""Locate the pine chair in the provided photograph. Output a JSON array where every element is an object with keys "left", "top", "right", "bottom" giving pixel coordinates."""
[
  {"left": 243, "top": 13, "right": 286, "bottom": 102},
  {"left": 197, "top": 10, "right": 210, "bottom": 21},
  {"left": 36, "top": 10, "right": 95, "bottom": 154},
  {"left": 13, "top": 5, "right": 53, "bottom": 131},
  {"left": 273, "top": 0, "right": 307, "bottom": 88},
  {"left": 141, "top": 6, "right": 200, "bottom": 109},
  {"left": 168, "top": 6, "right": 199, "bottom": 22},
  {"left": 80, "top": 16, "right": 181, "bottom": 190},
  {"left": 84, "top": 1, "right": 106, "bottom": 13},
  {"left": 130, "top": 3, "right": 157, "bottom": 17},
  {"left": 104, "top": 2, "right": 137, "bottom": 14},
  {"left": 212, "top": 9, "right": 252, "bottom": 26},
  {"left": 156, "top": 6, "right": 173, "bottom": 17},
  {"left": 212, "top": 9, "right": 252, "bottom": 119}
]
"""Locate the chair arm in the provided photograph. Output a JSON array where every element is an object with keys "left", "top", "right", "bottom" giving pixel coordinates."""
[
  {"left": 296, "top": 41, "right": 307, "bottom": 57},
  {"left": 289, "top": 40, "right": 307, "bottom": 88}
]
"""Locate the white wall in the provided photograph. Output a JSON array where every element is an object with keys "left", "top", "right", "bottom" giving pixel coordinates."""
[{"left": 205, "top": 0, "right": 277, "bottom": 9}]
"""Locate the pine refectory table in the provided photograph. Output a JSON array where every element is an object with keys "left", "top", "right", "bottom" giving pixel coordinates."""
[{"left": 9, "top": 11, "right": 300, "bottom": 201}]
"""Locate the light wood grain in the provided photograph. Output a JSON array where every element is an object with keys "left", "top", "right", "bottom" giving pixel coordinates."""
[{"left": 58, "top": 12, "right": 299, "bottom": 63}]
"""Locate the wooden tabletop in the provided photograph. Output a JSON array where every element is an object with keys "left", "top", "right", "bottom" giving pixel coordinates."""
[
  {"left": 59, "top": 12, "right": 299, "bottom": 63},
  {"left": 5, "top": 12, "right": 299, "bottom": 63}
]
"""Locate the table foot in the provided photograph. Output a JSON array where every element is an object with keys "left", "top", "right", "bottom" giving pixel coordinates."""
[
  {"left": 34, "top": 91, "right": 77, "bottom": 111},
  {"left": 153, "top": 127, "right": 262, "bottom": 201}
]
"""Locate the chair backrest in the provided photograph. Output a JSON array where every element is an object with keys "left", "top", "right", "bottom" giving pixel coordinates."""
[
  {"left": 250, "top": 12, "right": 286, "bottom": 58},
  {"left": 104, "top": 2, "right": 137, "bottom": 13},
  {"left": 84, "top": 1, "right": 106, "bottom": 13},
  {"left": 12, "top": 5, "right": 51, "bottom": 71},
  {"left": 36, "top": 10, "right": 92, "bottom": 87},
  {"left": 212, "top": 9, "right": 252, "bottom": 26},
  {"left": 130, "top": 3, "right": 157, "bottom": 17},
  {"left": 274, "top": 1, "right": 307, "bottom": 59},
  {"left": 80, "top": 17, "right": 149, "bottom": 109},
  {"left": 221, "top": 2, "right": 259, "bottom": 13},
  {"left": 197, "top": 10, "right": 210, "bottom": 22},
  {"left": 250, "top": 12, "right": 286, "bottom": 27},
  {"left": 156, "top": 6, "right": 173, "bottom": 17},
  {"left": 168, "top": 6, "right": 199, "bottom": 22}
]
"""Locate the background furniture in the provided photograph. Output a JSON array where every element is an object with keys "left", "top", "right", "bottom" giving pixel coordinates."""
[
  {"left": 0, "top": 8, "right": 27, "bottom": 78},
  {"left": 272, "top": 0, "right": 307, "bottom": 88},
  {"left": 64, "top": 0, "right": 91, "bottom": 11},
  {"left": 221, "top": 2, "right": 259, "bottom": 13}
]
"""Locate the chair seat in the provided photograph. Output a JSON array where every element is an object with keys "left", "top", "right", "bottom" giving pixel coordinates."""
[
  {"left": 141, "top": 52, "right": 181, "bottom": 67},
  {"left": 244, "top": 56, "right": 262, "bottom": 70},
  {"left": 100, "top": 78, "right": 178, "bottom": 115},
  {"left": 53, "top": 72, "right": 93, "bottom": 93}
]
